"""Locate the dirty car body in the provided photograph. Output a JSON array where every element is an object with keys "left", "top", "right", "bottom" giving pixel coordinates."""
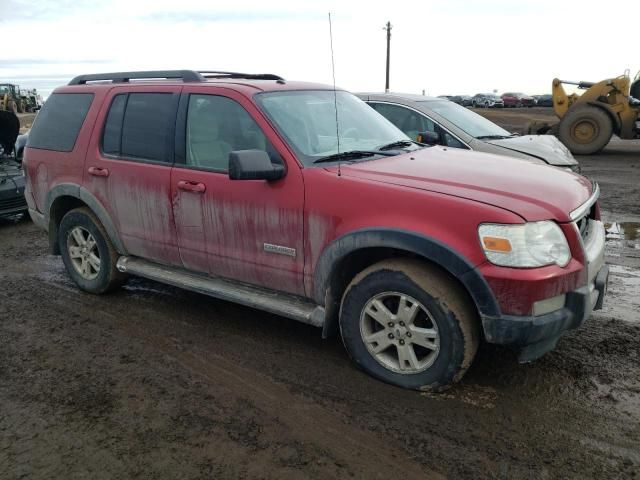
[
  {"left": 357, "top": 92, "right": 579, "bottom": 171},
  {"left": 23, "top": 70, "right": 607, "bottom": 390}
]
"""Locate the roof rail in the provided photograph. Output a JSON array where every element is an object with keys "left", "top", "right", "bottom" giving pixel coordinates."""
[
  {"left": 67, "top": 70, "right": 285, "bottom": 86},
  {"left": 68, "top": 70, "right": 206, "bottom": 85},
  {"left": 198, "top": 71, "right": 285, "bottom": 81}
]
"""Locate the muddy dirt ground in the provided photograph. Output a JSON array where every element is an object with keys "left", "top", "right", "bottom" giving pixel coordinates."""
[{"left": 1, "top": 110, "right": 639, "bottom": 479}]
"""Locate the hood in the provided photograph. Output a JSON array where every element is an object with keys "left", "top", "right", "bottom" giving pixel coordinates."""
[
  {"left": 333, "top": 147, "right": 592, "bottom": 222},
  {"left": 485, "top": 135, "right": 578, "bottom": 167}
]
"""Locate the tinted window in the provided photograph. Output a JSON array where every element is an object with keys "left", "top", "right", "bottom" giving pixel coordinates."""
[
  {"left": 102, "top": 94, "right": 126, "bottom": 155},
  {"left": 442, "top": 132, "right": 467, "bottom": 149},
  {"left": 370, "top": 103, "right": 435, "bottom": 141},
  {"left": 28, "top": 93, "right": 93, "bottom": 152},
  {"left": 186, "top": 95, "right": 274, "bottom": 171},
  {"left": 121, "top": 93, "right": 174, "bottom": 162}
]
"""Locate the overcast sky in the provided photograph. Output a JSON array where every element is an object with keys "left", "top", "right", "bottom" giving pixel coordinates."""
[{"left": 1, "top": 0, "right": 638, "bottom": 99}]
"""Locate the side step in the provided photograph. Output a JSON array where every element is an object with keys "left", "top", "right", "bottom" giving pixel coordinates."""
[{"left": 116, "top": 256, "right": 325, "bottom": 327}]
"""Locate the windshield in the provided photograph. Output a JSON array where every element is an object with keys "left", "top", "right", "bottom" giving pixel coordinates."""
[
  {"left": 424, "top": 100, "right": 511, "bottom": 138},
  {"left": 255, "top": 90, "right": 412, "bottom": 165}
]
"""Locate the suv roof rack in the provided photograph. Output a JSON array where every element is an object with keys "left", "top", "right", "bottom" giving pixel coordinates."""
[
  {"left": 198, "top": 71, "right": 285, "bottom": 81},
  {"left": 68, "top": 70, "right": 284, "bottom": 85}
]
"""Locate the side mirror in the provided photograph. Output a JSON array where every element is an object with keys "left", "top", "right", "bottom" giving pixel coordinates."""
[
  {"left": 416, "top": 131, "right": 440, "bottom": 145},
  {"left": 228, "top": 150, "right": 285, "bottom": 181}
]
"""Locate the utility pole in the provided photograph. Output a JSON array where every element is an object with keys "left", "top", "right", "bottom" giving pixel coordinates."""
[{"left": 384, "top": 21, "right": 392, "bottom": 93}]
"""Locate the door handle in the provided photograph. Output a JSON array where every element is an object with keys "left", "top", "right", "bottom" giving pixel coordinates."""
[
  {"left": 88, "top": 166, "right": 109, "bottom": 177},
  {"left": 177, "top": 180, "right": 206, "bottom": 193}
]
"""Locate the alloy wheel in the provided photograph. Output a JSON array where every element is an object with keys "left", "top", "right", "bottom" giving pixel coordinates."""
[
  {"left": 67, "top": 226, "right": 101, "bottom": 280},
  {"left": 359, "top": 292, "right": 440, "bottom": 373}
]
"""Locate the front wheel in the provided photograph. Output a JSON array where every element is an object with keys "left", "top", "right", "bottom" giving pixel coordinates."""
[
  {"left": 558, "top": 105, "right": 613, "bottom": 155},
  {"left": 58, "top": 207, "right": 125, "bottom": 294},
  {"left": 339, "top": 259, "right": 479, "bottom": 390}
]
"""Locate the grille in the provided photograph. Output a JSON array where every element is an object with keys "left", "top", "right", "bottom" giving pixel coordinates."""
[
  {"left": 575, "top": 204, "right": 596, "bottom": 242},
  {"left": 0, "top": 195, "right": 27, "bottom": 212}
]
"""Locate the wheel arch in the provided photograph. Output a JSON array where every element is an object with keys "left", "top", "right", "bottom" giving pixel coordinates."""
[
  {"left": 45, "top": 184, "right": 126, "bottom": 255},
  {"left": 313, "top": 228, "right": 500, "bottom": 338}
]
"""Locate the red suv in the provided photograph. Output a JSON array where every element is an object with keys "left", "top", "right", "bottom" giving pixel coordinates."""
[{"left": 23, "top": 70, "right": 608, "bottom": 390}]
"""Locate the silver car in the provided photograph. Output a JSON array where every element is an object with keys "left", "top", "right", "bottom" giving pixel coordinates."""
[{"left": 356, "top": 92, "right": 579, "bottom": 171}]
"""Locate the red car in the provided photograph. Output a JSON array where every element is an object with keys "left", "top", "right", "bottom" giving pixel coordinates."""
[
  {"left": 501, "top": 92, "right": 536, "bottom": 108},
  {"left": 23, "top": 70, "right": 608, "bottom": 390}
]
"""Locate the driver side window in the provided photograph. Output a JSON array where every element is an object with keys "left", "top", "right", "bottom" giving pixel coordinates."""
[
  {"left": 186, "top": 95, "right": 279, "bottom": 171},
  {"left": 369, "top": 103, "right": 435, "bottom": 142}
]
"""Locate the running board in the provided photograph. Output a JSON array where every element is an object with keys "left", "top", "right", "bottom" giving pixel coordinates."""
[{"left": 116, "top": 256, "right": 325, "bottom": 327}]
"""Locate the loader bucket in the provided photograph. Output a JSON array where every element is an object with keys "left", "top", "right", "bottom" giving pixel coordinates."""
[{"left": 0, "top": 110, "right": 20, "bottom": 156}]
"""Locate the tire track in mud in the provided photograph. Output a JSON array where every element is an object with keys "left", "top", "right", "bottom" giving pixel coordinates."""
[{"left": 108, "top": 313, "right": 445, "bottom": 479}]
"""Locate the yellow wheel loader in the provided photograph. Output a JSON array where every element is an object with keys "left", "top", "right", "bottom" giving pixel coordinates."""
[
  {"left": 550, "top": 71, "right": 640, "bottom": 154},
  {"left": 0, "top": 83, "right": 24, "bottom": 114}
]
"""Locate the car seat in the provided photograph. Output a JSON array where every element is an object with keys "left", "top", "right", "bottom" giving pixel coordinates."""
[{"left": 187, "top": 107, "right": 232, "bottom": 170}]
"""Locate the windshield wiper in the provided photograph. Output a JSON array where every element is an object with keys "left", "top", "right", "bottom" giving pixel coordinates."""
[
  {"left": 313, "top": 150, "right": 396, "bottom": 164},
  {"left": 376, "top": 139, "right": 418, "bottom": 151},
  {"left": 476, "top": 135, "right": 512, "bottom": 140}
]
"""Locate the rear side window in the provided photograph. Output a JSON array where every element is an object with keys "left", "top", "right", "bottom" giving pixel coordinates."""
[
  {"left": 28, "top": 93, "right": 94, "bottom": 152},
  {"left": 101, "top": 92, "right": 176, "bottom": 163},
  {"left": 102, "top": 94, "right": 126, "bottom": 155}
]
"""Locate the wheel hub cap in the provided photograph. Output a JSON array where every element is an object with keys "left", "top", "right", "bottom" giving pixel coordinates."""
[
  {"left": 360, "top": 292, "right": 440, "bottom": 374},
  {"left": 67, "top": 226, "right": 101, "bottom": 280},
  {"left": 573, "top": 120, "right": 598, "bottom": 143}
]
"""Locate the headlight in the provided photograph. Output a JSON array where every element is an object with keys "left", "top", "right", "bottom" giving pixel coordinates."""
[{"left": 478, "top": 221, "right": 571, "bottom": 268}]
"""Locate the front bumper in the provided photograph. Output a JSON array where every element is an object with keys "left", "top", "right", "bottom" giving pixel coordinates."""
[
  {"left": 0, "top": 176, "right": 27, "bottom": 216},
  {"left": 482, "top": 264, "right": 609, "bottom": 361},
  {"left": 481, "top": 216, "right": 607, "bottom": 362}
]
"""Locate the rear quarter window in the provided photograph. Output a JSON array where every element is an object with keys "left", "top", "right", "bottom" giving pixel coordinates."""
[{"left": 28, "top": 93, "right": 94, "bottom": 152}]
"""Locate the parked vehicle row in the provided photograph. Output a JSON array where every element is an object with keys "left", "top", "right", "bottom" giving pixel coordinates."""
[
  {"left": 439, "top": 93, "right": 554, "bottom": 108},
  {"left": 22, "top": 70, "right": 607, "bottom": 390}
]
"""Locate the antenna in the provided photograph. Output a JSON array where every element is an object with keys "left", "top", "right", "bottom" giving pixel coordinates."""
[{"left": 328, "top": 12, "right": 341, "bottom": 176}]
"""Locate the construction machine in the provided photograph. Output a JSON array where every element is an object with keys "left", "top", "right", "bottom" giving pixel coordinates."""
[
  {"left": 19, "top": 88, "right": 42, "bottom": 112},
  {"left": 0, "top": 83, "right": 24, "bottom": 114},
  {"left": 550, "top": 71, "right": 640, "bottom": 154}
]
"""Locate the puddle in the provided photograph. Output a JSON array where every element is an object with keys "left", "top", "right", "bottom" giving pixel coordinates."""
[
  {"left": 605, "top": 222, "right": 640, "bottom": 242},
  {"left": 600, "top": 264, "right": 640, "bottom": 324},
  {"left": 603, "top": 221, "right": 640, "bottom": 266}
]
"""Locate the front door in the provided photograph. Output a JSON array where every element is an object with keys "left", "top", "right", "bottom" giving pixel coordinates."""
[
  {"left": 171, "top": 87, "right": 305, "bottom": 296},
  {"left": 85, "top": 87, "right": 182, "bottom": 266}
]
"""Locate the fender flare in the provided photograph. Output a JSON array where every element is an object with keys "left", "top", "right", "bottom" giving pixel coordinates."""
[
  {"left": 313, "top": 228, "right": 500, "bottom": 337},
  {"left": 45, "top": 183, "right": 127, "bottom": 255}
]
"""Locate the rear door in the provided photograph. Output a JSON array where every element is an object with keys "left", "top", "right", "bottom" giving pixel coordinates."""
[
  {"left": 170, "top": 86, "right": 305, "bottom": 295},
  {"left": 85, "top": 86, "right": 182, "bottom": 265}
]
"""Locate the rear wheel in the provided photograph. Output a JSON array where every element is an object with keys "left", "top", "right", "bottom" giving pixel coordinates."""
[
  {"left": 58, "top": 207, "right": 125, "bottom": 294},
  {"left": 339, "top": 259, "right": 479, "bottom": 390},
  {"left": 558, "top": 105, "right": 613, "bottom": 154}
]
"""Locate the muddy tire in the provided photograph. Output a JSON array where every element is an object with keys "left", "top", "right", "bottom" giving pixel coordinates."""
[
  {"left": 58, "top": 207, "right": 125, "bottom": 294},
  {"left": 339, "top": 259, "right": 479, "bottom": 391},
  {"left": 558, "top": 105, "right": 613, "bottom": 155}
]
